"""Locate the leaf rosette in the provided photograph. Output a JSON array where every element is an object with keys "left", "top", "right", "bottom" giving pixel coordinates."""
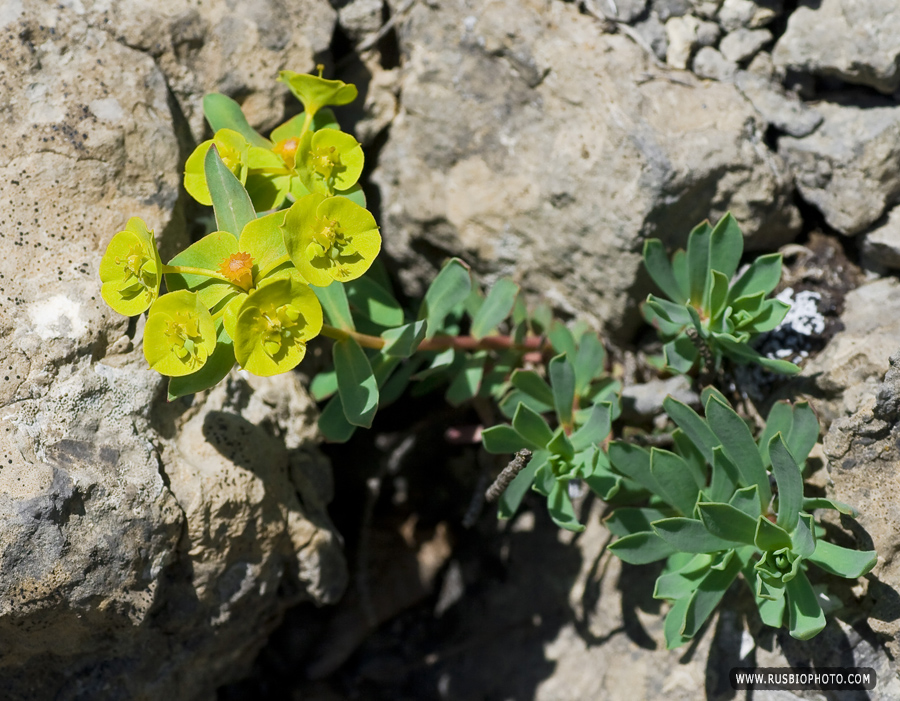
[
  {"left": 99, "top": 217, "right": 162, "bottom": 316},
  {"left": 233, "top": 276, "right": 323, "bottom": 376},
  {"left": 144, "top": 290, "right": 217, "bottom": 376},
  {"left": 282, "top": 193, "right": 381, "bottom": 286},
  {"left": 184, "top": 129, "right": 251, "bottom": 206}
]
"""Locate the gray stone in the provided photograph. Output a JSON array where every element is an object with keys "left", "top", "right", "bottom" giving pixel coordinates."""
[
  {"left": 694, "top": 18, "right": 721, "bottom": 47},
  {"left": 802, "top": 278, "right": 900, "bottom": 426},
  {"left": 719, "top": 27, "right": 772, "bottom": 63},
  {"left": 0, "top": 1, "right": 346, "bottom": 698},
  {"left": 375, "top": 0, "right": 800, "bottom": 339},
  {"left": 692, "top": 46, "right": 737, "bottom": 81},
  {"left": 651, "top": 0, "right": 691, "bottom": 21},
  {"left": 717, "top": 0, "right": 780, "bottom": 31},
  {"left": 633, "top": 11, "right": 669, "bottom": 61},
  {"left": 621, "top": 374, "right": 699, "bottom": 420},
  {"left": 665, "top": 14, "right": 701, "bottom": 69},
  {"left": 611, "top": 0, "right": 648, "bottom": 23},
  {"left": 338, "top": 0, "right": 385, "bottom": 41},
  {"left": 861, "top": 207, "right": 900, "bottom": 271},
  {"left": 734, "top": 70, "right": 823, "bottom": 137},
  {"left": 779, "top": 101, "right": 900, "bottom": 235},
  {"left": 689, "top": 0, "right": 723, "bottom": 20},
  {"left": 773, "top": 0, "right": 900, "bottom": 94}
]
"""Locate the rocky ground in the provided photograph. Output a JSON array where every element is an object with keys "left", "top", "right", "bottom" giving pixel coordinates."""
[{"left": 4, "top": 0, "right": 900, "bottom": 698}]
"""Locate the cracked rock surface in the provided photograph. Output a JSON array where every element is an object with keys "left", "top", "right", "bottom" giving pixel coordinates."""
[{"left": 0, "top": 2, "right": 345, "bottom": 699}]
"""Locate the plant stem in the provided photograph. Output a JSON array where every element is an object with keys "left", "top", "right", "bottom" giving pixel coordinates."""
[
  {"left": 258, "top": 254, "right": 292, "bottom": 279},
  {"left": 162, "top": 264, "right": 235, "bottom": 286},
  {"left": 319, "top": 323, "right": 549, "bottom": 354}
]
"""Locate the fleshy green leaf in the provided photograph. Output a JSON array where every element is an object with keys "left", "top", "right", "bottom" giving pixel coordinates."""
[
  {"left": 205, "top": 145, "right": 256, "bottom": 239},
  {"left": 714, "top": 333, "right": 801, "bottom": 374},
  {"left": 548, "top": 321, "right": 577, "bottom": 359},
  {"left": 312, "top": 280, "right": 355, "bottom": 331},
  {"left": 686, "top": 220, "right": 712, "bottom": 307},
  {"left": 548, "top": 481, "right": 584, "bottom": 532},
  {"left": 709, "top": 446, "right": 742, "bottom": 504},
  {"left": 682, "top": 550, "right": 743, "bottom": 638},
  {"left": 334, "top": 337, "right": 379, "bottom": 428},
  {"left": 802, "top": 497, "right": 858, "bottom": 517},
  {"left": 754, "top": 516, "right": 792, "bottom": 552},
  {"left": 310, "top": 370, "right": 338, "bottom": 401},
  {"left": 604, "top": 507, "right": 670, "bottom": 537},
  {"left": 650, "top": 448, "right": 701, "bottom": 515},
  {"left": 706, "top": 396, "right": 771, "bottom": 505},
  {"left": 643, "top": 239, "right": 686, "bottom": 303},
  {"left": 570, "top": 402, "right": 612, "bottom": 452},
  {"left": 608, "top": 441, "right": 661, "bottom": 496},
  {"left": 446, "top": 352, "right": 486, "bottom": 406},
  {"left": 663, "top": 336, "right": 699, "bottom": 374},
  {"left": 512, "top": 403, "right": 554, "bottom": 449},
  {"left": 785, "top": 570, "right": 826, "bottom": 640},
  {"left": 664, "top": 596, "right": 692, "bottom": 649},
  {"left": 697, "top": 503, "right": 758, "bottom": 545},
  {"left": 573, "top": 331, "right": 606, "bottom": 395},
  {"left": 345, "top": 276, "right": 404, "bottom": 328},
  {"left": 319, "top": 394, "right": 357, "bottom": 442},
  {"left": 381, "top": 320, "right": 427, "bottom": 357},
  {"left": 728, "top": 253, "right": 783, "bottom": 301},
  {"left": 787, "top": 401, "right": 819, "bottom": 465},
  {"left": 549, "top": 354, "right": 576, "bottom": 427},
  {"left": 653, "top": 517, "right": 745, "bottom": 554},
  {"left": 769, "top": 433, "right": 803, "bottom": 532},
  {"left": 758, "top": 401, "right": 794, "bottom": 465},
  {"left": 808, "top": 541, "right": 877, "bottom": 579},
  {"left": 510, "top": 370, "right": 555, "bottom": 407},
  {"left": 498, "top": 451, "right": 545, "bottom": 519},
  {"left": 203, "top": 93, "right": 271, "bottom": 149},
  {"left": 608, "top": 531, "right": 676, "bottom": 564},
  {"left": 728, "top": 485, "right": 761, "bottom": 519},
  {"left": 470, "top": 278, "right": 519, "bottom": 339},
  {"left": 663, "top": 396, "right": 718, "bottom": 465},
  {"left": 421, "top": 258, "right": 471, "bottom": 339},
  {"left": 708, "top": 212, "right": 743, "bottom": 282},
  {"left": 482, "top": 425, "right": 533, "bottom": 453}
]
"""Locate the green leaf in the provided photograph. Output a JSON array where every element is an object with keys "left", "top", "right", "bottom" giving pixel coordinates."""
[
  {"left": 510, "top": 370, "right": 555, "bottom": 407},
  {"left": 663, "top": 396, "right": 718, "bottom": 465},
  {"left": 663, "top": 336, "right": 699, "bottom": 374},
  {"left": 548, "top": 321, "right": 577, "bottom": 359},
  {"left": 546, "top": 428, "right": 575, "bottom": 462},
  {"left": 482, "top": 425, "right": 533, "bottom": 454},
  {"left": 754, "top": 516, "right": 792, "bottom": 551},
  {"left": 802, "top": 497, "right": 858, "bottom": 517},
  {"left": 608, "top": 531, "right": 676, "bottom": 564},
  {"left": 645, "top": 297, "right": 694, "bottom": 328},
  {"left": 643, "top": 239, "right": 686, "bottom": 302},
  {"left": 706, "top": 270, "right": 731, "bottom": 321},
  {"left": 498, "top": 451, "right": 545, "bottom": 519},
  {"left": 758, "top": 401, "right": 794, "bottom": 465},
  {"left": 333, "top": 337, "right": 379, "bottom": 428},
  {"left": 714, "top": 333, "right": 801, "bottom": 374},
  {"left": 318, "top": 394, "right": 357, "bottom": 442},
  {"left": 573, "top": 331, "right": 606, "bottom": 394},
  {"left": 686, "top": 220, "right": 712, "bottom": 307},
  {"left": 664, "top": 596, "right": 692, "bottom": 649},
  {"left": 650, "top": 448, "right": 701, "bottom": 515},
  {"left": 769, "top": 433, "right": 803, "bottom": 532},
  {"left": 792, "top": 512, "right": 816, "bottom": 559},
  {"left": 379, "top": 356, "right": 421, "bottom": 407},
  {"left": 167, "top": 319, "right": 235, "bottom": 400},
  {"left": 512, "top": 403, "right": 554, "bottom": 449},
  {"left": 608, "top": 441, "right": 661, "bottom": 496},
  {"left": 165, "top": 231, "right": 239, "bottom": 310},
  {"left": 728, "top": 253, "right": 783, "bottom": 301},
  {"left": 728, "top": 485, "right": 761, "bottom": 519},
  {"left": 683, "top": 550, "right": 743, "bottom": 638},
  {"left": 470, "top": 278, "right": 519, "bottom": 339},
  {"left": 549, "top": 354, "right": 576, "bottom": 427},
  {"left": 500, "top": 389, "right": 554, "bottom": 419},
  {"left": 336, "top": 183, "right": 367, "bottom": 208},
  {"left": 706, "top": 396, "right": 771, "bottom": 505},
  {"left": 604, "top": 507, "right": 670, "bottom": 537},
  {"left": 446, "top": 352, "right": 486, "bottom": 406},
  {"left": 808, "top": 541, "right": 877, "bottom": 579},
  {"left": 709, "top": 446, "right": 742, "bottom": 504},
  {"left": 548, "top": 481, "right": 584, "bottom": 532},
  {"left": 381, "top": 320, "right": 427, "bottom": 357},
  {"left": 708, "top": 212, "right": 743, "bottom": 282},
  {"left": 655, "top": 554, "right": 712, "bottom": 600},
  {"left": 421, "top": 259, "right": 471, "bottom": 339},
  {"left": 785, "top": 570, "right": 826, "bottom": 640},
  {"left": 697, "top": 503, "right": 758, "bottom": 545},
  {"left": 311, "top": 280, "right": 355, "bottom": 332},
  {"left": 205, "top": 145, "right": 256, "bottom": 239},
  {"left": 310, "top": 369, "right": 338, "bottom": 400},
  {"left": 787, "top": 401, "right": 819, "bottom": 465},
  {"left": 570, "top": 402, "right": 612, "bottom": 452},
  {"left": 345, "top": 276, "right": 404, "bottom": 328},
  {"left": 653, "top": 517, "right": 745, "bottom": 553},
  {"left": 642, "top": 300, "right": 686, "bottom": 337},
  {"left": 203, "top": 93, "right": 271, "bottom": 148},
  {"left": 745, "top": 299, "right": 790, "bottom": 333}
]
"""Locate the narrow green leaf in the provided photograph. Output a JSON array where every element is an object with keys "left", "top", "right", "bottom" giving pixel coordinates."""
[
  {"left": 686, "top": 220, "right": 712, "bottom": 307},
  {"left": 728, "top": 485, "right": 761, "bottom": 519},
  {"left": 706, "top": 396, "right": 771, "bottom": 505},
  {"left": 570, "top": 402, "right": 612, "bottom": 452},
  {"left": 754, "top": 516, "right": 792, "bottom": 551},
  {"left": 547, "top": 321, "right": 577, "bottom": 359},
  {"left": 310, "top": 369, "right": 338, "bottom": 400},
  {"left": 381, "top": 320, "right": 427, "bottom": 357},
  {"left": 604, "top": 507, "right": 670, "bottom": 537},
  {"left": 608, "top": 441, "right": 661, "bottom": 496},
  {"left": 421, "top": 258, "right": 471, "bottom": 339},
  {"left": 787, "top": 401, "right": 819, "bottom": 465},
  {"left": 205, "top": 145, "right": 255, "bottom": 239},
  {"left": 608, "top": 531, "right": 676, "bottom": 564},
  {"left": 645, "top": 297, "right": 694, "bottom": 327},
  {"left": 758, "top": 401, "right": 794, "bottom": 464},
  {"left": 697, "top": 503, "right": 758, "bottom": 545},
  {"left": 345, "top": 276, "right": 404, "bottom": 328},
  {"left": 653, "top": 517, "right": 745, "bottom": 553},
  {"left": 808, "top": 541, "right": 877, "bottom": 579},
  {"left": 785, "top": 570, "right": 826, "bottom": 640},
  {"left": 663, "top": 396, "right": 718, "bottom": 465},
  {"left": 715, "top": 334, "right": 801, "bottom": 374},
  {"left": 728, "top": 253, "right": 783, "bottom": 301},
  {"left": 446, "top": 352, "right": 486, "bottom": 406},
  {"left": 707, "top": 270, "right": 731, "bottom": 321},
  {"left": 663, "top": 596, "right": 693, "bottom": 649},
  {"left": 643, "top": 238, "right": 686, "bottom": 302},
  {"left": 708, "top": 212, "right": 743, "bottom": 282},
  {"left": 549, "top": 354, "right": 576, "bottom": 427},
  {"left": 548, "top": 481, "right": 584, "bottom": 532},
  {"left": 512, "top": 403, "right": 554, "bottom": 449},
  {"left": 802, "top": 497, "right": 858, "bottom": 517},
  {"left": 663, "top": 336, "right": 699, "bottom": 374},
  {"left": 497, "top": 452, "right": 544, "bottom": 519},
  {"left": 573, "top": 331, "right": 606, "bottom": 394},
  {"left": 683, "top": 550, "right": 743, "bottom": 637},
  {"left": 709, "top": 446, "right": 742, "bottom": 503},
  {"left": 334, "top": 337, "right": 379, "bottom": 428},
  {"left": 650, "top": 448, "right": 701, "bottom": 515},
  {"left": 470, "top": 278, "right": 519, "bottom": 339},
  {"left": 312, "top": 280, "right": 355, "bottom": 331},
  {"left": 792, "top": 512, "right": 816, "bottom": 559},
  {"left": 203, "top": 93, "right": 271, "bottom": 148},
  {"left": 318, "top": 394, "right": 357, "bottom": 442},
  {"left": 546, "top": 428, "right": 575, "bottom": 461},
  {"left": 511, "top": 370, "right": 555, "bottom": 407},
  {"left": 746, "top": 299, "right": 790, "bottom": 333},
  {"left": 769, "top": 433, "right": 803, "bottom": 532},
  {"left": 482, "top": 424, "right": 535, "bottom": 454},
  {"left": 499, "top": 389, "right": 553, "bottom": 419},
  {"left": 671, "top": 249, "right": 690, "bottom": 301},
  {"left": 642, "top": 300, "right": 686, "bottom": 337}
]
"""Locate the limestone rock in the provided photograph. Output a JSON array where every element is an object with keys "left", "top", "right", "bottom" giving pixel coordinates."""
[
  {"left": 717, "top": 0, "right": 780, "bottom": 31},
  {"left": 692, "top": 46, "right": 737, "bottom": 81},
  {"left": 665, "top": 14, "right": 701, "bottom": 68},
  {"left": 612, "top": 0, "right": 649, "bottom": 23},
  {"left": 773, "top": 0, "right": 900, "bottom": 94},
  {"left": 633, "top": 11, "right": 669, "bottom": 60},
  {"left": 734, "top": 70, "right": 822, "bottom": 137},
  {"left": 779, "top": 101, "right": 900, "bottom": 236},
  {"left": 0, "top": 2, "right": 346, "bottom": 698},
  {"left": 802, "top": 278, "right": 900, "bottom": 426},
  {"left": 861, "top": 207, "right": 900, "bottom": 272},
  {"left": 719, "top": 27, "right": 771, "bottom": 63},
  {"left": 375, "top": 0, "right": 800, "bottom": 339}
]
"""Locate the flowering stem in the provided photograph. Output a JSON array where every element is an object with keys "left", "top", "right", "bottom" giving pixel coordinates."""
[
  {"left": 258, "top": 254, "right": 292, "bottom": 279},
  {"left": 162, "top": 264, "right": 236, "bottom": 286},
  {"left": 319, "top": 324, "right": 549, "bottom": 354}
]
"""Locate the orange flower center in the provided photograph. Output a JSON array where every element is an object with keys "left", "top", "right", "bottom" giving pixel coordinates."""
[
  {"left": 219, "top": 252, "right": 254, "bottom": 291},
  {"left": 273, "top": 137, "right": 301, "bottom": 170}
]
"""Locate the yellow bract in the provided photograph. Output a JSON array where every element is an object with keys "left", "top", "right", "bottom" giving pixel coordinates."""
[
  {"left": 144, "top": 291, "right": 217, "bottom": 377},
  {"left": 99, "top": 217, "right": 162, "bottom": 316},
  {"left": 184, "top": 129, "right": 251, "bottom": 206}
]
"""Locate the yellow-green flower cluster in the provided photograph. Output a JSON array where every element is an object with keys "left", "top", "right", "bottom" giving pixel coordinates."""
[{"left": 98, "top": 69, "right": 381, "bottom": 394}]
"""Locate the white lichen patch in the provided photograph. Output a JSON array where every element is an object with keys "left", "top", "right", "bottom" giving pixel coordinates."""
[
  {"left": 89, "top": 97, "right": 124, "bottom": 122},
  {"left": 29, "top": 295, "right": 87, "bottom": 340}
]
